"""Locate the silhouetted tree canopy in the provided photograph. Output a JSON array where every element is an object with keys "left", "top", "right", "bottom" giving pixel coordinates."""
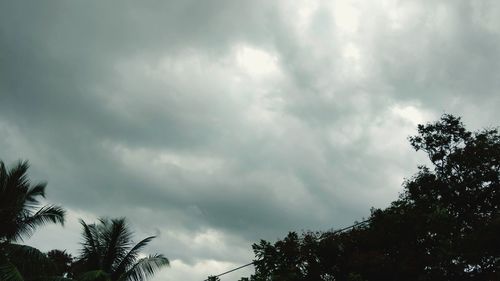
[
  {"left": 47, "top": 250, "right": 73, "bottom": 278},
  {"left": 247, "top": 114, "right": 500, "bottom": 281},
  {"left": 0, "top": 161, "right": 169, "bottom": 281},
  {"left": 0, "top": 160, "right": 66, "bottom": 281},
  {"left": 70, "top": 217, "right": 169, "bottom": 281}
]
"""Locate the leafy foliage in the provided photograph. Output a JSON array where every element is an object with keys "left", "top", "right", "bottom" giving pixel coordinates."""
[
  {"left": 4, "top": 244, "right": 59, "bottom": 280},
  {"left": 247, "top": 115, "right": 500, "bottom": 280},
  {"left": 0, "top": 252, "right": 24, "bottom": 281},
  {"left": 72, "top": 218, "right": 169, "bottom": 281},
  {"left": 47, "top": 250, "right": 73, "bottom": 277},
  {"left": 0, "top": 161, "right": 170, "bottom": 281},
  {"left": 0, "top": 160, "right": 65, "bottom": 242},
  {"left": 0, "top": 160, "right": 66, "bottom": 281}
]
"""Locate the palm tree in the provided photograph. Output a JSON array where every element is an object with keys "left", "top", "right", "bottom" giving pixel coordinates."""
[
  {"left": 73, "top": 218, "right": 169, "bottom": 281},
  {"left": 0, "top": 160, "right": 66, "bottom": 281},
  {"left": 47, "top": 250, "right": 73, "bottom": 277}
]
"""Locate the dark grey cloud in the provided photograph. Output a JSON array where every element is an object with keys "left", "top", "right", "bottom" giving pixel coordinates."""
[{"left": 1, "top": 1, "right": 500, "bottom": 280}]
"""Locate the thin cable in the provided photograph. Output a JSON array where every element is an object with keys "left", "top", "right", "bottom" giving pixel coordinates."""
[
  {"left": 328, "top": 218, "right": 371, "bottom": 235},
  {"left": 204, "top": 262, "right": 255, "bottom": 280},
  {"left": 203, "top": 218, "right": 372, "bottom": 280}
]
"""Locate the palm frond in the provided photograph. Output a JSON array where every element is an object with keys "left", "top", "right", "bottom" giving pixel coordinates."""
[
  {"left": 0, "top": 254, "right": 24, "bottom": 281},
  {"left": 26, "top": 205, "right": 65, "bottom": 226},
  {"left": 15, "top": 205, "right": 65, "bottom": 241},
  {"left": 4, "top": 243, "right": 57, "bottom": 278},
  {"left": 79, "top": 220, "right": 101, "bottom": 268},
  {"left": 25, "top": 183, "right": 47, "bottom": 202},
  {"left": 102, "top": 218, "right": 133, "bottom": 272},
  {"left": 80, "top": 220, "right": 97, "bottom": 251},
  {"left": 6, "top": 161, "right": 30, "bottom": 193},
  {"left": 119, "top": 255, "right": 169, "bottom": 281},
  {"left": 75, "top": 218, "right": 169, "bottom": 281},
  {"left": 112, "top": 236, "right": 155, "bottom": 278},
  {"left": 4, "top": 243, "right": 51, "bottom": 263},
  {"left": 47, "top": 249, "right": 73, "bottom": 277},
  {"left": 76, "top": 270, "right": 110, "bottom": 281},
  {"left": 0, "top": 161, "right": 7, "bottom": 190}
]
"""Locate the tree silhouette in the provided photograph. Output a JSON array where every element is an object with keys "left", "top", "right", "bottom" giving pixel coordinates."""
[
  {"left": 248, "top": 114, "right": 500, "bottom": 280},
  {"left": 0, "top": 160, "right": 65, "bottom": 242},
  {"left": 71, "top": 217, "right": 169, "bottom": 281},
  {"left": 0, "top": 160, "right": 66, "bottom": 281},
  {"left": 47, "top": 249, "right": 73, "bottom": 278}
]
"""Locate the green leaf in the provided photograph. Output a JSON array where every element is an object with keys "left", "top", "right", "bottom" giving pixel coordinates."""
[{"left": 0, "top": 258, "right": 24, "bottom": 281}]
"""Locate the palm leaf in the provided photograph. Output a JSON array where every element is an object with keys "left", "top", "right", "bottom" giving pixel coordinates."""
[
  {"left": 6, "top": 161, "right": 30, "bottom": 194},
  {"left": 24, "top": 205, "right": 65, "bottom": 226},
  {"left": 80, "top": 220, "right": 97, "bottom": 251},
  {"left": 102, "top": 218, "right": 132, "bottom": 272},
  {"left": 4, "top": 243, "right": 57, "bottom": 279},
  {"left": 15, "top": 205, "right": 65, "bottom": 241},
  {"left": 112, "top": 236, "right": 155, "bottom": 279},
  {"left": 76, "top": 270, "right": 110, "bottom": 281},
  {"left": 75, "top": 218, "right": 169, "bottom": 281},
  {"left": 0, "top": 255, "right": 24, "bottom": 281},
  {"left": 0, "top": 161, "right": 8, "bottom": 190},
  {"left": 79, "top": 220, "right": 101, "bottom": 268},
  {"left": 119, "top": 255, "right": 169, "bottom": 281},
  {"left": 25, "top": 183, "right": 47, "bottom": 203}
]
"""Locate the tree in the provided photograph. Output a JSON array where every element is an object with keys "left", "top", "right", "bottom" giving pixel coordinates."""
[
  {"left": 0, "top": 160, "right": 66, "bottom": 243},
  {"left": 47, "top": 250, "right": 73, "bottom": 278},
  {"left": 0, "top": 160, "right": 66, "bottom": 281},
  {"left": 248, "top": 114, "right": 500, "bottom": 280},
  {"left": 403, "top": 114, "right": 500, "bottom": 278},
  {"left": 72, "top": 218, "right": 169, "bottom": 281}
]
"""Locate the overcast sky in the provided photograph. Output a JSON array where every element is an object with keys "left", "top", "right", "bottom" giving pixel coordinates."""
[{"left": 1, "top": 1, "right": 500, "bottom": 280}]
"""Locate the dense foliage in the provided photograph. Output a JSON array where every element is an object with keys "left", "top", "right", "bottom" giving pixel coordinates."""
[
  {"left": 0, "top": 161, "right": 169, "bottom": 281},
  {"left": 71, "top": 218, "right": 169, "bottom": 281},
  {"left": 0, "top": 160, "right": 66, "bottom": 281},
  {"left": 247, "top": 115, "right": 500, "bottom": 281}
]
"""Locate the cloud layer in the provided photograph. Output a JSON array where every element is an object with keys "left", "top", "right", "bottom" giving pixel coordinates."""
[{"left": 1, "top": 1, "right": 500, "bottom": 280}]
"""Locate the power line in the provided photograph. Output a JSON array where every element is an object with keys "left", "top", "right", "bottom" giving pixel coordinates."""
[
  {"left": 203, "top": 218, "right": 372, "bottom": 280},
  {"left": 204, "top": 262, "right": 255, "bottom": 281},
  {"left": 325, "top": 218, "right": 371, "bottom": 236}
]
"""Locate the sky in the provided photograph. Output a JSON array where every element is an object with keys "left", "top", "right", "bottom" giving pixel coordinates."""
[{"left": 1, "top": 1, "right": 500, "bottom": 280}]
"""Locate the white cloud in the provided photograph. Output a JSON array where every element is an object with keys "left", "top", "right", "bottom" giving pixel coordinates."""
[
  {"left": 234, "top": 44, "right": 281, "bottom": 78},
  {"left": 333, "top": 0, "right": 361, "bottom": 34}
]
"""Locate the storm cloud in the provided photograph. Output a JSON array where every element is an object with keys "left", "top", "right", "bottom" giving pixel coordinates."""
[{"left": 1, "top": 1, "right": 499, "bottom": 280}]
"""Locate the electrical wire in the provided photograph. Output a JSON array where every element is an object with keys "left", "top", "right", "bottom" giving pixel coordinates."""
[{"left": 203, "top": 218, "right": 372, "bottom": 280}]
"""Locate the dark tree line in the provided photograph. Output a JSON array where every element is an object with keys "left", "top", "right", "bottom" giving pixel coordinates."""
[
  {"left": 0, "top": 161, "right": 169, "bottom": 281},
  {"left": 243, "top": 115, "right": 499, "bottom": 281}
]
